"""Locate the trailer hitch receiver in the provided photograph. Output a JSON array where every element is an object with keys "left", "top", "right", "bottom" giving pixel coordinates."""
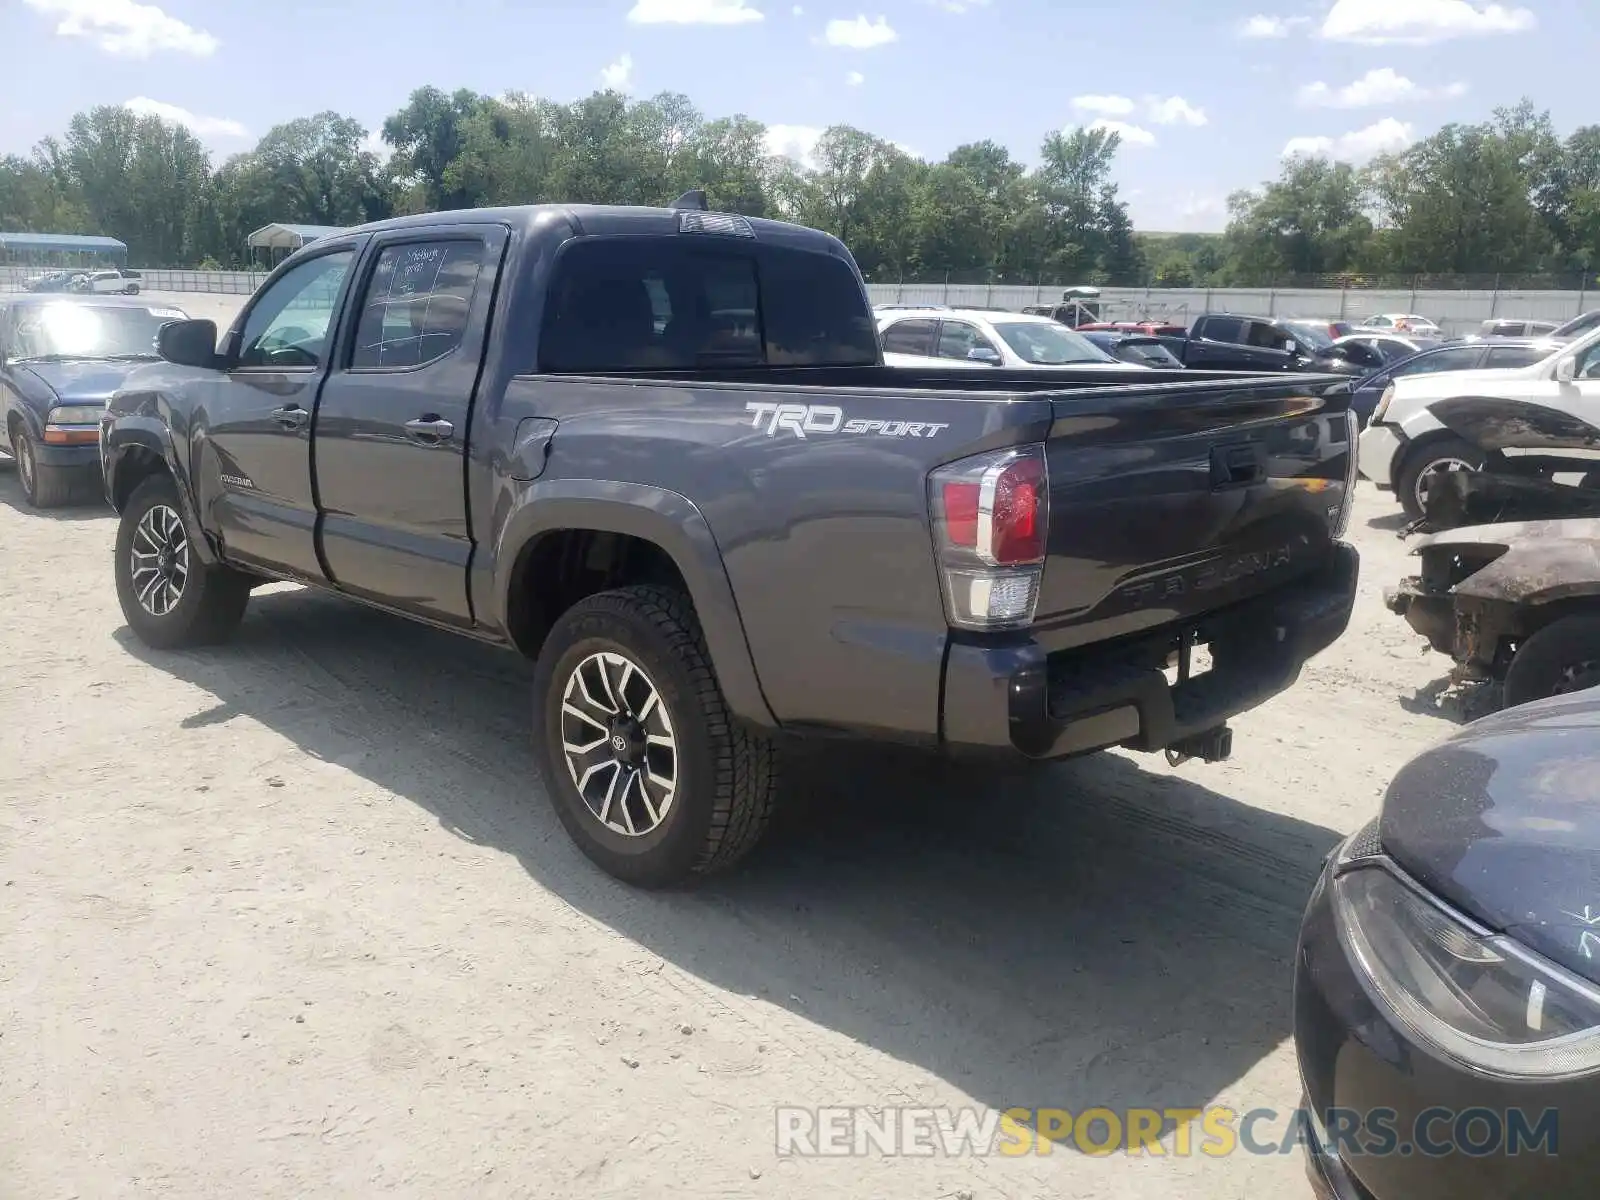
[{"left": 1165, "top": 725, "right": 1233, "bottom": 767}]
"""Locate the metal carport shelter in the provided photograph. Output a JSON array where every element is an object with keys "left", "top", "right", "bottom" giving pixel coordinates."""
[
  {"left": 246, "top": 223, "right": 349, "bottom": 267},
  {"left": 0, "top": 231, "right": 128, "bottom": 268}
]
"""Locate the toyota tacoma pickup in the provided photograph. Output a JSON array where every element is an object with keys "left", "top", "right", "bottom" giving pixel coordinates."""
[{"left": 100, "top": 195, "right": 1360, "bottom": 887}]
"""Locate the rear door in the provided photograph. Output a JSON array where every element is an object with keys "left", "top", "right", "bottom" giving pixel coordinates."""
[
  {"left": 310, "top": 225, "right": 506, "bottom": 627},
  {"left": 194, "top": 241, "right": 363, "bottom": 579}
]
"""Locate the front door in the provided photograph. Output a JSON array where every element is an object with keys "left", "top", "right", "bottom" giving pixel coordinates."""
[
  {"left": 194, "top": 243, "right": 362, "bottom": 580},
  {"left": 310, "top": 226, "right": 506, "bottom": 628}
]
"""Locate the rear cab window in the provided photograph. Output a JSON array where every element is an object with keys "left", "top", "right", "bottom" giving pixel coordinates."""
[{"left": 537, "top": 237, "right": 879, "bottom": 372}]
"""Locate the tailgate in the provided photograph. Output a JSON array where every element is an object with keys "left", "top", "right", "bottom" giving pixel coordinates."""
[{"left": 1033, "top": 374, "right": 1353, "bottom": 650}]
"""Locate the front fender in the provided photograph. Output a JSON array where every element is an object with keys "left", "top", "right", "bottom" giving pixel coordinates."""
[
  {"left": 1428, "top": 518, "right": 1600, "bottom": 608},
  {"left": 101, "top": 409, "right": 220, "bottom": 565},
  {"left": 1392, "top": 396, "right": 1452, "bottom": 444},
  {"left": 485, "top": 477, "right": 777, "bottom": 731}
]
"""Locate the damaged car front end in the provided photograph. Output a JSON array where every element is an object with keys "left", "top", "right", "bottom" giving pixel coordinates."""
[
  {"left": 1386, "top": 517, "right": 1600, "bottom": 709},
  {"left": 1411, "top": 396, "right": 1600, "bottom": 534}
]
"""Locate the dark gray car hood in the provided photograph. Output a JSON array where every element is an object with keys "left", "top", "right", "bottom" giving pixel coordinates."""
[
  {"left": 1381, "top": 691, "right": 1600, "bottom": 984},
  {"left": 16, "top": 359, "right": 150, "bottom": 405}
]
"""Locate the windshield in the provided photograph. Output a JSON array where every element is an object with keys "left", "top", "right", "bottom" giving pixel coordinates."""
[
  {"left": 991, "top": 320, "right": 1114, "bottom": 365},
  {"left": 1121, "top": 340, "right": 1182, "bottom": 367},
  {"left": 1282, "top": 321, "right": 1334, "bottom": 350},
  {"left": 13, "top": 302, "right": 183, "bottom": 361},
  {"left": 1553, "top": 310, "right": 1600, "bottom": 340}
]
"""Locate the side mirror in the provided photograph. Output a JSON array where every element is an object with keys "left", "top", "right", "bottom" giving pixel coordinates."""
[
  {"left": 158, "top": 318, "right": 221, "bottom": 369},
  {"left": 1556, "top": 356, "right": 1578, "bottom": 383},
  {"left": 967, "top": 347, "right": 1003, "bottom": 366}
]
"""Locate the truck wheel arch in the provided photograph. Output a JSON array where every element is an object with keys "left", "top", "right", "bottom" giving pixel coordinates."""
[
  {"left": 103, "top": 418, "right": 221, "bottom": 566},
  {"left": 492, "top": 481, "right": 778, "bottom": 732}
]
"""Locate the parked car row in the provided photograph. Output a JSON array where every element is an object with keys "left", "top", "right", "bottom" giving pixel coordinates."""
[{"left": 22, "top": 267, "right": 143, "bottom": 295}]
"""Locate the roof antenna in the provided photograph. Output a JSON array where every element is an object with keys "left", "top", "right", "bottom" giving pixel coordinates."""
[{"left": 672, "top": 189, "right": 709, "bottom": 211}]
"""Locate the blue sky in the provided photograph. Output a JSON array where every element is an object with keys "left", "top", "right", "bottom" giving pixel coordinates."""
[{"left": 2, "top": 0, "right": 1595, "bottom": 232}]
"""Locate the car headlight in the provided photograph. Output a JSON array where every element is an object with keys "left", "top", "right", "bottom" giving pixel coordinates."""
[
  {"left": 1371, "top": 382, "right": 1396, "bottom": 424},
  {"left": 1329, "top": 410, "right": 1358, "bottom": 538},
  {"left": 1335, "top": 865, "right": 1600, "bottom": 1078},
  {"left": 47, "top": 404, "right": 104, "bottom": 426}
]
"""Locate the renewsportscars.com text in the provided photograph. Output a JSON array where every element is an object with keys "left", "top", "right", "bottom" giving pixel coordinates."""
[{"left": 773, "top": 1105, "right": 1559, "bottom": 1159}]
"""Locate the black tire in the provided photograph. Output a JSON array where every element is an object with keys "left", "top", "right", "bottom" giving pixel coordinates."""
[
  {"left": 532, "top": 584, "right": 779, "bottom": 888},
  {"left": 1503, "top": 615, "right": 1600, "bottom": 709},
  {"left": 1396, "top": 434, "right": 1484, "bottom": 520},
  {"left": 12, "top": 424, "right": 78, "bottom": 508},
  {"left": 124, "top": 283, "right": 140, "bottom": 295},
  {"left": 114, "top": 474, "right": 251, "bottom": 649}
]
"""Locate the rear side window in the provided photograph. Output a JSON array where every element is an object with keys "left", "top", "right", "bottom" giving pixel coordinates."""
[
  {"left": 538, "top": 238, "right": 878, "bottom": 372},
  {"left": 1397, "top": 346, "right": 1481, "bottom": 376},
  {"left": 351, "top": 241, "right": 484, "bottom": 369},
  {"left": 1198, "top": 316, "right": 1243, "bottom": 343},
  {"left": 881, "top": 318, "right": 937, "bottom": 356},
  {"left": 1485, "top": 346, "right": 1546, "bottom": 368}
]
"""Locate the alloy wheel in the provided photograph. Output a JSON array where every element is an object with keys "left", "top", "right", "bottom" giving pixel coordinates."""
[
  {"left": 1413, "top": 456, "right": 1475, "bottom": 513},
  {"left": 130, "top": 503, "right": 190, "bottom": 617},
  {"left": 559, "top": 650, "right": 678, "bottom": 837}
]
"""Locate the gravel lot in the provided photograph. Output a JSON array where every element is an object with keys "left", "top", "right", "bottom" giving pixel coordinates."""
[{"left": 1, "top": 294, "right": 1462, "bottom": 1199}]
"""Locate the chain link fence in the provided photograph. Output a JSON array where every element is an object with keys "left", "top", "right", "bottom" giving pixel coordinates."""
[{"left": 5, "top": 265, "right": 1597, "bottom": 337}]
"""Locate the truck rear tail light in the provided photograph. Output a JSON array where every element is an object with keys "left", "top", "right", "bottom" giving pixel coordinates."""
[{"left": 929, "top": 444, "right": 1050, "bottom": 630}]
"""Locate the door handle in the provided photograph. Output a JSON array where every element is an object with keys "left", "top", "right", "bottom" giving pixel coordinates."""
[
  {"left": 404, "top": 416, "right": 455, "bottom": 445},
  {"left": 271, "top": 404, "right": 308, "bottom": 430}
]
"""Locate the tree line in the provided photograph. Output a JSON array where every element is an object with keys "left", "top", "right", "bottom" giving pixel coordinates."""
[{"left": 0, "top": 88, "right": 1595, "bottom": 289}]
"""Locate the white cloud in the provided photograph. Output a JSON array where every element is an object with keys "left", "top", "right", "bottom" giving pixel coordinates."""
[
  {"left": 1282, "top": 117, "right": 1414, "bottom": 160},
  {"left": 1320, "top": 0, "right": 1535, "bottom": 44},
  {"left": 1239, "top": 13, "right": 1296, "bottom": 37},
  {"left": 1298, "top": 67, "right": 1467, "bottom": 107},
  {"left": 627, "top": 0, "right": 763, "bottom": 25},
  {"left": 600, "top": 52, "right": 635, "bottom": 90},
  {"left": 360, "top": 129, "right": 391, "bottom": 162},
  {"left": 792, "top": 2, "right": 802, "bottom": 11},
  {"left": 23, "top": 0, "right": 218, "bottom": 57},
  {"left": 925, "top": 0, "right": 991, "bottom": 10},
  {"left": 823, "top": 14, "right": 897, "bottom": 47},
  {"left": 122, "top": 96, "right": 246, "bottom": 139},
  {"left": 1076, "top": 94, "right": 1205, "bottom": 129},
  {"left": 1071, "top": 94, "right": 1136, "bottom": 116},
  {"left": 1146, "top": 95, "right": 1207, "bottom": 126},
  {"left": 1085, "top": 119, "right": 1157, "bottom": 148},
  {"left": 846, "top": 70, "right": 865, "bottom": 86},
  {"left": 764, "top": 124, "right": 825, "bottom": 169}
]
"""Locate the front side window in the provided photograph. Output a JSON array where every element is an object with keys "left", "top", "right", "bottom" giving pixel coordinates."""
[
  {"left": 350, "top": 241, "right": 484, "bottom": 369},
  {"left": 236, "top": 249, "right": 354, "bottom": 370},
  {"left": 538, "top": 238, "right": 877, "bottom": 373},
  {"left": 936, "top": 321, "right": 998, "bottom": 361}
]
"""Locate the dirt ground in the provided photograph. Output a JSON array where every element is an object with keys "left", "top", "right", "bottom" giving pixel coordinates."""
[{"left": 1, "top": 299, "right": 1466, "bottom": 1198}]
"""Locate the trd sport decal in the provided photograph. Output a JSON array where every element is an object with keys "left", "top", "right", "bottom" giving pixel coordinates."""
[{"left": 745, "top": 402, "right": 949, "bottom": 440}]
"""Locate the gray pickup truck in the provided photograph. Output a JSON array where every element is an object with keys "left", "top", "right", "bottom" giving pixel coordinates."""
[{"left": 100, "top": 195, "right": 1360, "bottom": 886}]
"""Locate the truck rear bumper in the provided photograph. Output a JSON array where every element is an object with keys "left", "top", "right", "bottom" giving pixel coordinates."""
[{"left": 941, "top": 542, "right": 1360, "bottom": 760}]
